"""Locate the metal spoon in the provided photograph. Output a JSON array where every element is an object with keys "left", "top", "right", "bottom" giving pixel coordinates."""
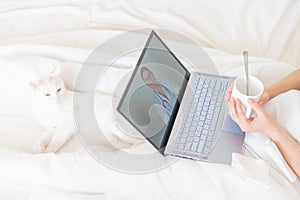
[{"left": 243, "top": 51, "right": 249, "bottom": 95}]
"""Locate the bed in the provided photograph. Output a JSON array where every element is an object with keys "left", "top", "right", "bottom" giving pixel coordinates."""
[{"left": 0, "top": 0, "right": 299, "bottom": 199}]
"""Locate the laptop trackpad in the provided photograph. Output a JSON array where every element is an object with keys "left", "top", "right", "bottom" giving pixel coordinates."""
[{"left": 222, "top": 112, "right": 243, "bottom": 134}]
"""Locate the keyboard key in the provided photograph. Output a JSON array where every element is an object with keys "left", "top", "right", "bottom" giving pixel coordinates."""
[
  {"left": 193, "top": 116, "right": 199, "bottom": 122},
  {"left": 185, "top": 142, "right": 192, "bottom": 150},
  {"left": 217, "top": 96, "right": 223, "bottom": 102},
  {"left": 210, "top": 106, "right": 221, "bottom": 130},
  {"left": 212, "top": 95, "right": 218, "bottom": 100},
  {"left": 207, "top": 136, "right": 213, "bottom": 141},
  {"left": 198, "top": 79, "right": 204, "bottom": 85},
  {"left": 208, "top": 131, "right": 215, "bottom": 136},
  {"left": 205, "top": 120, "right": 211, "bottom": 125},
  {"left": 197, "top": 141, "right": 205, "bottom": 152},
  {"left": 178, "top": 144, "right": 184, "bottom": 150},
  {"left": 191, "top": 143, "right": 198, "bottom": 151},
  {"left": 201, "top": 134, "right": 207, "bottom": 141},
  {"left": 196, "top": 126, "right": 203, "bottom": 131},
  {"left": 209, "top": 79, "right": 216, "bottom": 88},
  {"left": 215, "top": 81, "right": 221, "bottom": 90},
  {"left": 210, "top": 100, "right": 216, "bottom": 105},
  {"left": 204, "top": 147, "right": 210, "bottom": 154},
  {"left": 206, "top": 142, "right": 212, "bottom": 147},
  {"left": 204, "top": 79, "right": 210, "bottom": 84}
]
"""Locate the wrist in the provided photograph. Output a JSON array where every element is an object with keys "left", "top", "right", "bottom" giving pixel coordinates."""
[
  {"left": 269, "top": 127, "right": 287, "bottom": 143},
  {"left": 268, "top": 84, "right": 283, "bottom": 99}
]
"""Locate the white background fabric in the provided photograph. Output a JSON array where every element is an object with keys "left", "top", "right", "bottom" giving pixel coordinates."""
[{"left": 0, "top": 0, "right": 299, "bottom": 199}]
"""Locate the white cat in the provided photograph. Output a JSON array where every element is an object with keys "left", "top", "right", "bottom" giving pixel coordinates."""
[
  {"left": 29, "top": 67, "right": 75, "bottom": 153},
  {"left": 29, "top": 67, "right": 142, "bottom": 153}
]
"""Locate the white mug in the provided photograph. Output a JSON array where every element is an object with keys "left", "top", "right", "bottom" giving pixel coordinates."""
[{"left": 231, "top": 76, "right": 264, "bottom": 118}]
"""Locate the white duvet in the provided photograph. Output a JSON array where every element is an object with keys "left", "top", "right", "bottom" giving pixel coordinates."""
[{"left": 0, "top": 0, "right": 299, "bottom": 199}]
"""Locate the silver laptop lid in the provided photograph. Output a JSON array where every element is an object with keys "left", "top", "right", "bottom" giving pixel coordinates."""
[{"left": 117, "top": 30, "right": 190, "bottom": 152}]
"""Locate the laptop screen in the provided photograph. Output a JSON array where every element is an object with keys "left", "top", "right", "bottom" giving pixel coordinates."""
[{"left": 117, "top": 31, "right": 190, "bottom": 151}]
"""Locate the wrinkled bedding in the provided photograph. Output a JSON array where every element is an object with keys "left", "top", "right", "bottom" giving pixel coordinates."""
[{"left": 0, "top": 0, "right": 299, "bottom": 199}]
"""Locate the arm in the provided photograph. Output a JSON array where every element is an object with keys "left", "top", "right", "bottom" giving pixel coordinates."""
[
  {"left": 273, "top": 128, "right": 300, "bottom": 178},
  {"left": 229, "top": 98, "right": 300, "bottom": 178},
  {"left": 260, "top": 68, "right": 300, "bottom": 104},
  {"left": 226, "top": 68, "right": 300, "bottom": 105}
]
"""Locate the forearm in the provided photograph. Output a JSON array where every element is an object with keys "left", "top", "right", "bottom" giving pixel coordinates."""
[
  {"left": 269, "top": 69, "right": 300, "bottom": 97},
  {"left": 271, "top": 129, "right": 300, "bottom": 178}
]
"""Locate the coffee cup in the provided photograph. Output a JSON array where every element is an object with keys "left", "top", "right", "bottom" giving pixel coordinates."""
[{"left": 231, "top": 76, "right": 264, "bottom": 118}]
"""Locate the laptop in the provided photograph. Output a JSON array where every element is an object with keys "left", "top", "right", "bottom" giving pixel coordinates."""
[{"left": 117, "top": 30, "right": 245, "bottom": 164}]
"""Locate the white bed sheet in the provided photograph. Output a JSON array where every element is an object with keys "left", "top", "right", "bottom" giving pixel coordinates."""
[{"left": 0, "top": 0, "right": 300, "bottom": 199}]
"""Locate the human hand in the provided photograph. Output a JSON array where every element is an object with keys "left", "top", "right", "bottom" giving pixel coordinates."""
[
  {"left": 257, "top": 87, "right": 275, "bottom": 105},
  {"left": 225, "top": 82, "right": 234, "bottom": 104},
  {"left": 225, "top": 82, "right": 276, "bottom": 105},
  {"left": 228, "top": 98, "right": 284, "bottom": 141}
]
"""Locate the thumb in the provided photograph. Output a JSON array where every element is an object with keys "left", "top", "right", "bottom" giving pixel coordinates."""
[
  {"left": 248, "top": 99, "right": 264, "bottom": 114},
  {"left": 258, "top": 95, "right": 268, "bottom": 106}
]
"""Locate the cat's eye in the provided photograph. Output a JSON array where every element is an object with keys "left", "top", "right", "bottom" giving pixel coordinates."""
[
  {"left": 45, "top": 93, "right": 51, "bottom": 96},
  {"left": 57, "top": 88, "right": 61, "bottom": 93}
]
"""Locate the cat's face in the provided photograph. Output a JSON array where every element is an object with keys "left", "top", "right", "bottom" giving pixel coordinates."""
[{"left": 29, "top": 71, "right": 66, "bottom": 103}]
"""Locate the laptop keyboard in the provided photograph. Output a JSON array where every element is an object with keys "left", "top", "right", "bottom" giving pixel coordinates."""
[{"left": 173, "top": 74, "right": 230, "bottom": 156}]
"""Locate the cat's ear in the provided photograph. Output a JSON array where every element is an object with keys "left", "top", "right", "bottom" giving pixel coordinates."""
[
  {"left": 50, "top": 66, "right": 60, "bottom": 78},
  {"left": 29, "top": 81, "right": 39, "bottom": 89}
]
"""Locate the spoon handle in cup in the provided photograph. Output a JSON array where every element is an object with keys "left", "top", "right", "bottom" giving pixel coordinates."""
[{"left": 243, "top": 51, "right": 249, "bottom": 96}]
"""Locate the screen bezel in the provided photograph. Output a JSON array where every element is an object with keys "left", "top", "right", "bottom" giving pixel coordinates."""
[{"left": 117, "top": 30, "right": 190, "bottom": 152}]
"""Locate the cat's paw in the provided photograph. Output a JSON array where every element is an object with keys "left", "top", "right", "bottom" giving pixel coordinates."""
[
  {"left": 33, "top": 138, "right": 49, "bottom": 154},
  {"left": 33, "top": 127, "right": 57, "bottom": 153}
]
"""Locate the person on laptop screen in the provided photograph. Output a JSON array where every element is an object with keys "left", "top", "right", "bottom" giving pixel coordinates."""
[{"left": 140, "top": 67, "right": 179, "bottom": 124}]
